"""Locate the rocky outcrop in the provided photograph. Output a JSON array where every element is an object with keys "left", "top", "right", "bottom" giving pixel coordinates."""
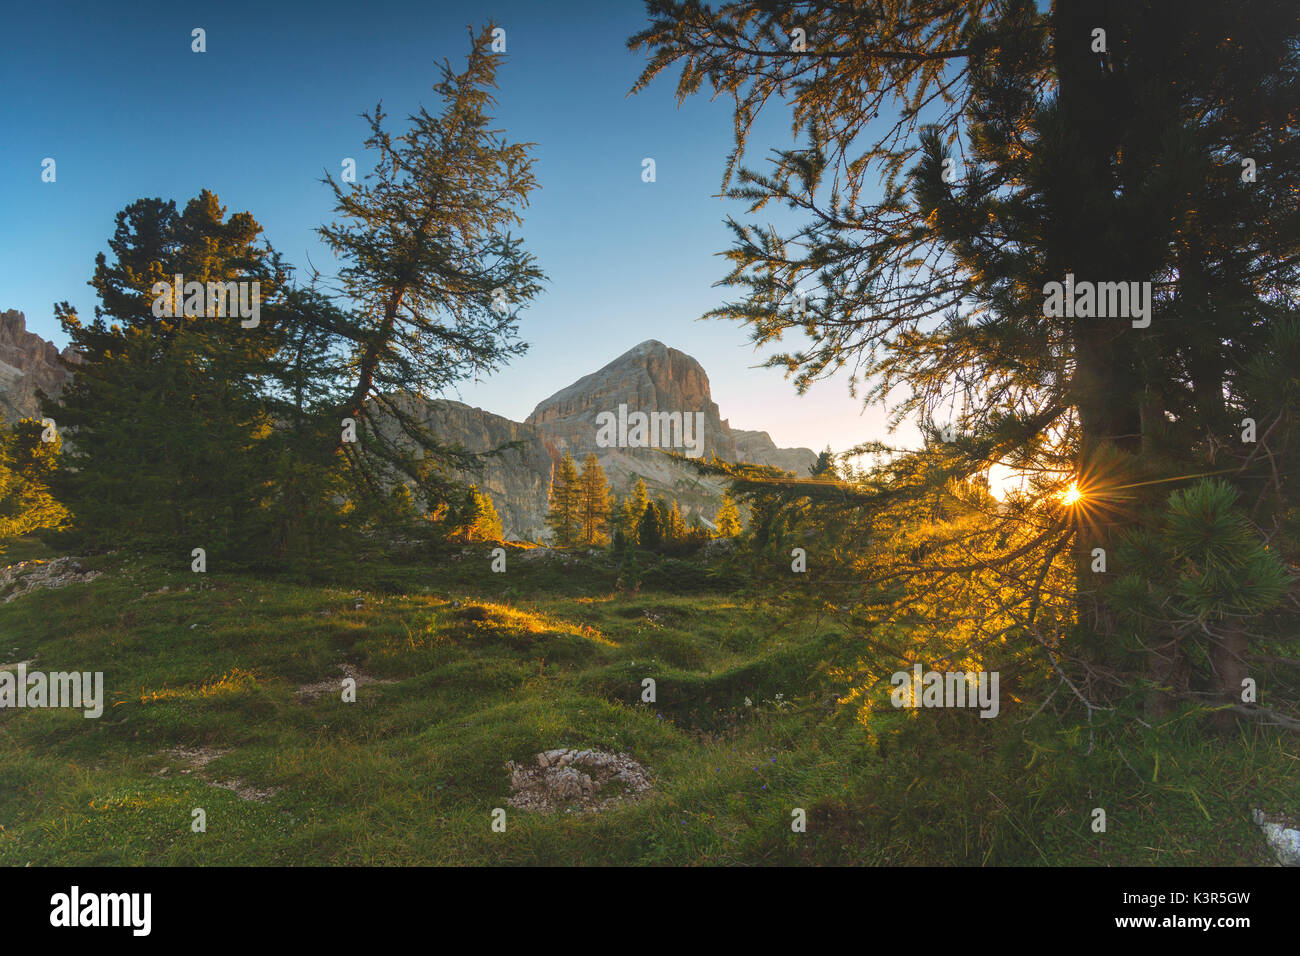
[
  {"left": 0, "top": 557, "right": 101, "bottom": 603},
  {"left": 0, "top": 310, "right": 76, "bottom": 425},
  {"left": 505, "top": 748, "right": 653, "bottom": 813},
  {"left": 528, "top": 340, "right": 735, "bottom": 461},
  {"left": 1253, "top": 808, "right": 1300, "bottom": 866}
]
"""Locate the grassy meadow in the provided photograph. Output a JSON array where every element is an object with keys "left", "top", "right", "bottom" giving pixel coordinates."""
[{"left": 0, "top": 537, "right": 1293, "bottom": 866}]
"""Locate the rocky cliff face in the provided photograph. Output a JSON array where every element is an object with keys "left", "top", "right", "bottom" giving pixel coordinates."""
[
  {"left": 405, "top": 341, "right": 815, "bottom": 540},
  {"left": 527, "top": 341, "right": 733, "bottom": 460},
  {"left": 731, "top": 428, "right": 818, "bottom": 476},
  {"left": 0, "top": 310, "right": 75, "bottom": 425},
  {"left": 383, "top": 394, "right": 555, "bottom": 542}
]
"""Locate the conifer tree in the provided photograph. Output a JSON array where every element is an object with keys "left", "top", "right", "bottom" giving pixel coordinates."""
[
  {"left": 636, "top": 500, "right": 663, "bottom": 552},
  {"left": 49, "top": 191, "right": 286, "bottom": 556},
  {"left": 316, "top": 24, "right": 544, "bottom": 527},
  {"left": 0, "top": 419, "right": 69, "bottom": 541},
  {"left": 713, "top": 492, "right": 742, "bottom": 538},
  {"left": 258, "top": 287, "right": 358, "bottom": 563},
  {"left": 576, "top": 453, "right": 613, "bottom": 547},
  {"left": 621, "top": 478, "right": 650, "bottom": 537},
  {"left": 39, "top": 25, "right": 542, "bottom": 567},
  {"left": 546, "top": 451, "right": 581, "bottom": 547},
  {"left": 662, "top": 498, "right": 687, "bottom": 544},
  {"left": 811, "top": 448, "right": 837, "bottom": 479},
  {"left": 631, "top": 0, "right": 1300, "bottom": 719},
  {"left": 458, "top": 484, "right": 504, "bottom": 542}
]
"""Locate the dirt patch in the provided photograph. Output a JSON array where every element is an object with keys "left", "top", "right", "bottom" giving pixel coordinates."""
[
  {"left": 159, "top": 746, "right": 228, "bottom": 771},
  {"left": 210, "top": 779, "right": 279, "bottom": 802},
  {"left": 505, "top": 748, "right": 653, "bottom": 814},
  {"left": 0, "top": 557, "right": 101, "bottom": 604},
  {"left": 153, "top": 746, "right": 279, "bottom": 803},
  {"left": 295, "top": 663, "right": 395, "bottom": 701}
]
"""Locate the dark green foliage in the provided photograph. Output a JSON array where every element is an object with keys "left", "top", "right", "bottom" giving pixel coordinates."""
[
  {"left": 1112, "top": 479, "right": 1291, "bottom": 713},
  {"left": 545, "top": 452, "right": 581, "bottom": 548},
  {"left": 635, "top": 500, "right": 662, "bottom": 552},
  {"left": 641, "top": 557, "right": 717, "bottom": 593},
  {"left": 47, "top": 190, "right": 287, "bottom": 560},
  {"left": 41, "top": 26, "right": 543, "bottom": 568},
  {"left": 456, "top": 485, "right": 504, "bottom": 542}
]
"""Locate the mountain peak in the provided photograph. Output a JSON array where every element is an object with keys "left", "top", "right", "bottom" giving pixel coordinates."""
[
  {"left": 526, "top": 340, "right": 717, "bottom": 435},
  {"left": 585, "top": 339, "right": 699, "bottom": 378},
  {"left": 523, "top": 340, "right": 814, "bottom": 504},
  {"left": 627, "top": 338, "right": 667, "bottom": 352}
]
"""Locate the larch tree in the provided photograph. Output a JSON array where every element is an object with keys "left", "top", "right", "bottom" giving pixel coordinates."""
[
  {"left": 316, "top": 24, "right": 544, "bottom": 535},
  {"left": 546, "top": 451, "right": 582, "bottom": 547},
  {"left": 0, "top": 418, "right": 69, "bottom": 542},
  {"left": 460, "top": 484, "right": 505, "bottom": 542},
  {"left": 661, "top": 498, "right": 687, "bottom": 545},
  {"left": 714, "top": 492, "right": 743, "bottom": 538},
  {"left": 621, "top": 478, "right": 651, "bottom": 537},
  {"left": 576, "top": 453, "right": 613, "bottom": 546}
]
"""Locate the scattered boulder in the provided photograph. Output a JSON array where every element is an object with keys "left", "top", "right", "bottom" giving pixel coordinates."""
[
  {"left": 0, "top": 557, "right": 100, "bottom": 603},
  {"left": 157, "top": 745, "right": 228, "bottom": 772},
  {"left": 516, "top": 547, "right": 578, "bottom": 565},
  {"left": 505, "top": 748, "right": 652, "bottom": 813},
  {"left": 1253, "top": 809, "right": 1300, "bottom": 866},
  {"left": 697, "top": 537, "right": 738, "bottom": 560}
]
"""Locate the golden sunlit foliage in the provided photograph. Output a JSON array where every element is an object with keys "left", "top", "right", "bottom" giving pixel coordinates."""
[
  {"left": 139, "top": 668, "right": 260, "bottom": 704},
  {"left": 0, "top": 418, "right": 69, "bottom": 542}
]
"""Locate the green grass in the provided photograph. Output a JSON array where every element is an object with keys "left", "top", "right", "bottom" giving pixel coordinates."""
[
  {"left": 0, "top": 543, "right": 1293, "bottom": 865},
  {"left": 0, "top": 535, "right": 59, "bottom": 564}
]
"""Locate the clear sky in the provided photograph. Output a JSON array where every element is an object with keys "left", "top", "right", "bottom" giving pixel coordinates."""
[{"left": 0, "top": 0, "right": 919, "bottom": 456}]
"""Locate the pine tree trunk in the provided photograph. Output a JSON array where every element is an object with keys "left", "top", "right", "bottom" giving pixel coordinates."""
[
  {"left": 1145, "top": 639, "right": 1189, "bottom": 720},
  {"left": 1210, "top": 626, "right": 1248, "bottom": 732},
  {"left": 1139, "top": 387, "right": 1189, "bottom": 718},
  {"left": 1054, "top": 1, "right": 1142, "bottom": 672}
]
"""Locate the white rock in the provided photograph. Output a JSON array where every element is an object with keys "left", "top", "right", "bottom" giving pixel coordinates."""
[{"left": 1254, "top": 810, "right": 1300, "bottom": 866}]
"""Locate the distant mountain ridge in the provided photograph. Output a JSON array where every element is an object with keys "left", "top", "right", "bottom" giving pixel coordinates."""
[{"left": 0, "top": 311, "right": 815, "bottom": 540}]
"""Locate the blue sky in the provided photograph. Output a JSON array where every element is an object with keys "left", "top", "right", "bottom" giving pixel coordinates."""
[{"left": 0, "top": 0, "right": 917, "bottom": 456}]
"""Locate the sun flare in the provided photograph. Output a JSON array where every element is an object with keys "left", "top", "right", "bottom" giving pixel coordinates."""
[{"left": 1060, "top": 482, "right": 1084, "bottom": 506}]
